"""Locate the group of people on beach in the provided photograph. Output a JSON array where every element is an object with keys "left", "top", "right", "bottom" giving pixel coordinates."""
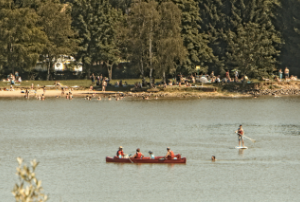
[
  {"left": 90, "top": 73, "right": 110, "bottom": 91},
  {"left": 116, "top": 146, "right": 175, "bottom": 160},
  {"left": 5, "top": 72, "right": 22, "bottom": 84},
  {"left": 277, "top": 67, "right": 298, "bottom": 82}
]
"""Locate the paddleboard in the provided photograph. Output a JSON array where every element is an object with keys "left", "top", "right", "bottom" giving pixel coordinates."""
[{"left": 235, "top": 146, "right": 248, "bottom": 149}]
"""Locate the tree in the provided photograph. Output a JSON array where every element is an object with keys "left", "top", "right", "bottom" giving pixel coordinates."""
[
  {"left": 126, "top": 0, "right": 187, "bottom": 84},
  {"left": 71, "top": 0, "right": 122, "bottom": 79},
  {"left": 159, "top": 0, "right": 216, "bottom": 74},
  {"left": 223, "top": 0, "right": 281, "bottom": 78},
  {"left": 38, "top": 0, "right": 76, "bottom": 80},
  {"left": 198, "top": 0, "right": 231, "bottom": 75},
  {"left": 0, "top": 0, "right": 47, "bottom": 74},
  {"left": 277, "top": 0, "right": 300, "bottom": 76},
  {"left": 12, "top": 158, "right": 48, "bottom": 202},
  {"left": 126, "top": 0, "right": 160, "bottom": 85},
  {"left": 155, "top": 1, "right": 187, "bottom": 83}
]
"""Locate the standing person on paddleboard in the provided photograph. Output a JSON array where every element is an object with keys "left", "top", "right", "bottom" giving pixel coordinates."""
[{"left": 235, "top": 125, "right": 245, "bottom": 147}]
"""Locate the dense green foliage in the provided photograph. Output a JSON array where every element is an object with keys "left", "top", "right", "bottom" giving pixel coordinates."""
[
  {"left": 0, "top": 0, "right": 299, "bottom": 80},
  {"left": 125, "top": 0, "right": 186, "bottom": 84}
]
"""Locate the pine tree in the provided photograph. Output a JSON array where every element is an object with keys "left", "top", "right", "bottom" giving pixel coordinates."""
[
  {"left": 277, "top": 0, "right": 300, "bottom": 76},
  {"left": 71, "top": 0, "right": 122, "bottom": 79},
  {"left": 223, "top": 0, "right": 281, "bottom": 78},
  {"left": 198, "top": 0, "right": 231, "bottom": 75}
]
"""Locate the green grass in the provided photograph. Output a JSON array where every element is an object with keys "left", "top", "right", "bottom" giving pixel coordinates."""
[{"left": 0, "top": 79, "right": 145, "bottom": 88}]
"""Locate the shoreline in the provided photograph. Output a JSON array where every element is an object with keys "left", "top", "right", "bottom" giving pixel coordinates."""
[
  {"left": 1, "top": 80, "right": 299, "bottom": 99},
  {"left": 1, "top": 89, "right": 299, "bottom": 99}
]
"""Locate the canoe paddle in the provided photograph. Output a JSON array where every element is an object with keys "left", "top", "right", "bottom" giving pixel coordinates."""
[{"left": 128, "top": 154, "right": 134, "bottom": 163}]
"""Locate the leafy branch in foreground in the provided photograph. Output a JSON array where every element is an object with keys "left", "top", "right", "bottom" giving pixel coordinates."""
[{"left": 12, "top": 157, "right": 48, "bottom": 202}]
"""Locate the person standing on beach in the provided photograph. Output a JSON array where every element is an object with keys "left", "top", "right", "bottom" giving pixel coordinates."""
[
  {"left": 102, "top": 79, "right": 106, "bottom": 91},
  {"left": 235, "top": 125, "right": 245, "bottom": 147},
  {"left": 225, "top": 70, "right": 231, "bottom": 82},
  {"left": 284, "top": 67, "right": 289, "bottom": 81},
  {"left": 279, "top": 69, "right": 283, "bottom": 81},
  {"left": 91, "top": 73, "right": 95, "bottom": 84},
  {"left": 234, "top": 70, "right": 239, "bottom": 82}
]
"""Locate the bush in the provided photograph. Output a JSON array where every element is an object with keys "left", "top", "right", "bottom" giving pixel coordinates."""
[{"left": 12, "top": 158, "right": 48, "bottom": 202}]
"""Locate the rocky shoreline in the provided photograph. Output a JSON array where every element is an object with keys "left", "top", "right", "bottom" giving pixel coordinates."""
[{"left": 243, "top": 88, "right": 300, "bottom": 96}]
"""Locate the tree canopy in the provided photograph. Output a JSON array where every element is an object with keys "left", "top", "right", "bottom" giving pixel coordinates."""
[{"left": 0, "top": 0, "right": 300, "bottom": 80}]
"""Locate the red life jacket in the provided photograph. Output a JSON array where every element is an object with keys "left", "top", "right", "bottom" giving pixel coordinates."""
[
  {"left": 117, "top": 150, "right": 124, "bottom": 156},
  {"left": 169, "top": 150, "right": 175, "bottom": 158},
  {"left": 238, "top": 129, "right": 244, "bottom": 135},
  {"left": 135, "top": 152, "right": 142, "bottom": 158}
]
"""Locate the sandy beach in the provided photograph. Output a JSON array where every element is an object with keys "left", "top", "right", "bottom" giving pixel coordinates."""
[{"left": 0, "top": 89, "right": 123, "bottom": 98}]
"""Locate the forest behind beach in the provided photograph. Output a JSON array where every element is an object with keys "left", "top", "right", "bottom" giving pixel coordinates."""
[{"left": 0, "top": 0, "right": 300, "bottom": 82}]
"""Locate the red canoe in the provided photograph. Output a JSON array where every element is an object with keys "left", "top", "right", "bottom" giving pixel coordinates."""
[{"left": 106, "top": 154, "right": 186, "bottom": 164}]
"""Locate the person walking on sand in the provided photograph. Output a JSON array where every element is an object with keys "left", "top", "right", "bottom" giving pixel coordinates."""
[
  {"left": 284, "top": 67, "right": 289, "bottom": 81},
  {"left": 235, "top": 125, "right": 245, "bottom": 147}
]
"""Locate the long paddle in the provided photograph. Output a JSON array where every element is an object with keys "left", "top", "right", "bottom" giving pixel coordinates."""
[
  {"left": 128, "top": 154, "right": 134, "bottom": 163},
  {"left": 243, "top": 135, "right": 256, "bottom": 143}
]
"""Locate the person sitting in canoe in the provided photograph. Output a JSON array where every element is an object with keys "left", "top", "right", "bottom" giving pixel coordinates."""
[
  {"left": 165, "top": 147, "right": 175, "bottom": 159},
  {"left": 131, "top": 148, "right": 144, "bottom": 159},
  {"left": 116, "top": 146, "right": 125, "bottom": 158},
  {"left": 148, "top": 151, "right": 155, "bottom": 159}
]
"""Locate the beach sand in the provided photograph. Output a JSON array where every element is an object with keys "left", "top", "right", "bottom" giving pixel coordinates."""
[{"left": 0, "top": 89, "right": 123, "bottom": 98}]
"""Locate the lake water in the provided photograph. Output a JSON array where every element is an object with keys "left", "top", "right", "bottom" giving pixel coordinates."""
[{"left": 0, "top": 97, "right": 300, "bottom": 201}]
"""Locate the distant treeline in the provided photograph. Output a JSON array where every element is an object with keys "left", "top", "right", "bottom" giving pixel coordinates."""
[{"left": 0, "top": 0, "right": 299, "bottom": 82}]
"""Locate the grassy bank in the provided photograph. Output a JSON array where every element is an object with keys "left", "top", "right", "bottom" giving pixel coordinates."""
[{"left": 0, "top": 79, "right": 145, "bottom": 88}]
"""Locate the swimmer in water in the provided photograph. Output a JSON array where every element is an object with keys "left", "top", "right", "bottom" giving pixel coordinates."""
[
  {"left": 211, "top": 155, "right": 216, "bottom": 162},
  {"left": 41, "top": 94, "right": 45, "bottom": 100}
]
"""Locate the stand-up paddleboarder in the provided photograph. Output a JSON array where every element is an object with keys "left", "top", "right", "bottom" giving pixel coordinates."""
[{"left": 235, "top": 125, "right": 245, "bottom": 147}]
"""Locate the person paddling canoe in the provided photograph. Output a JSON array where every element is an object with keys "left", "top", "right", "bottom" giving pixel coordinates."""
[
  {"left": 132, "top": 148, "right": 144, "bottom": 159},
  {"left": 235, "top": 125, "right": 245, "bottom": 147},
  {"left": 116, "top": 146, "right": 125, "bottom": 158},
  {"left": 165, "top": 147, "right": 175, "bottom": 159}
]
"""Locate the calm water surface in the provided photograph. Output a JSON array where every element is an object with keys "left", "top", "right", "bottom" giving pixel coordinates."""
[{"left": 0, "top": 97, "right": 300, "bottom": 201}]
